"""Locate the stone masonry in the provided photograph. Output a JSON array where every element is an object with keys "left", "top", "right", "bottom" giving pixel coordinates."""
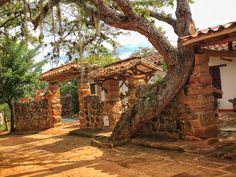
[
  {"left": 83, "top": 95, "right": 103, "bottom": 128},
  {"left": 14, "top": 99, "right": 50, "bottom": 131},
  {"left": 140, "top": 54, "right": 219, "bottom": 139},
  {"left": 46, "top": 82, "right": 62, "bottom": 127},
  {"left": 78, "top": 79, "right": 91, "bottom": 128},
  {"left": 178, "top": 54, "right": 219, "bottom": 138},
  {"left": 102, "top": 79, "right": 122, "bottom": 128}
]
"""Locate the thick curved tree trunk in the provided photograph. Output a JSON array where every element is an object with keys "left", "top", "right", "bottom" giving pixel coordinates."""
[{"left": 110, "top": 48, "right": 195, "bottom": 141}]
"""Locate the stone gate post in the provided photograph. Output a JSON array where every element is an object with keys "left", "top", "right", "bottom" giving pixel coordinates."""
[
  {"left": 47, "top": 82, "right": 62, "bottom": 127},
  {"left": 103, "top": 79, "right": 122, "bottom": 128},
  {"left": 78, "top": 79, "right": 91, "bottom": 128}
]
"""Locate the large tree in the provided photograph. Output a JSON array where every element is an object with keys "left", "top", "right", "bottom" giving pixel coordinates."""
[
  {"left": 76, "top": 0, "right": 196, "bottom": 141},
  {"left": 0, "top": 38, "right": 45, "bottom": 132},
  {"left": 1, "top": 0, "right": 197, "bottom": 140}
]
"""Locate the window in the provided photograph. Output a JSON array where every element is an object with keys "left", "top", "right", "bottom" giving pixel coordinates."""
[{"left": 209, "top": 66, "right": 222, "bottom": 98}]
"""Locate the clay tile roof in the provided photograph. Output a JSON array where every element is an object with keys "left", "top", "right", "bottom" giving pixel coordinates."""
[
  {"left": 39, "top": 63, "right": 78, "bottom": 81},
  {"left": 39, "top": 62, "right": 98, "bottom": 82},
  {"left": 88, "top": 54, "right": 163, "bottom": 81},
  {"left": 180, "top": 21, "right": 236, "bottom": 46}
]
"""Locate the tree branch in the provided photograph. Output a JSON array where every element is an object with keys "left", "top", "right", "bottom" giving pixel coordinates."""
[
  {"left": 0, "top": 0, "right": 9, "bottom": 6},
  {"left": 176, "top": 0, "right": 196, "bottom": 37},
  {"left": 32, "top": 0, "right": 61, "bottom": 29},
  {"left": 89, "top": 0, "right": 177, "bottom": 67},
  {"left": 0, "top": 13, "right": 22, "bottom": 28},
  {"left": 149, "top": 11, "right": 177, "bottom": 32}
]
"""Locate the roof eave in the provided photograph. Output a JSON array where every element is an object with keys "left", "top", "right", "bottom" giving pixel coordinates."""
[{"left": 180, "top": 26, "right": 236, "bottom": 47}]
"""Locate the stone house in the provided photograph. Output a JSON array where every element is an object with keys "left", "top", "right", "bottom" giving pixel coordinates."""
[{"left": 180, "top": 21, "right": 236, "bottom": 112}]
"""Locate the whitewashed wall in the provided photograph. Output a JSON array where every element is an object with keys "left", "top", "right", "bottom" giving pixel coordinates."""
[{"left": 209, "top": 57, "right": 236, "bottom": 110}]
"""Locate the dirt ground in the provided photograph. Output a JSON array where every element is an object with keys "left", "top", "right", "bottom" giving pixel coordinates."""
[{"left": 1, "top": 121, "right": 236, "bottom": 177}]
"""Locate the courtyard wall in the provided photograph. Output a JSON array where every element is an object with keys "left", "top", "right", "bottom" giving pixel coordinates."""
[{"left": 14, "top": 99, "right": 51, "bottom": 131}]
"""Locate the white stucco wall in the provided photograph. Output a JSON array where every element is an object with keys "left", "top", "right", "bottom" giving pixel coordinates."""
[{"left": 209, "top": 57, "right": 236, "bottom": 110}]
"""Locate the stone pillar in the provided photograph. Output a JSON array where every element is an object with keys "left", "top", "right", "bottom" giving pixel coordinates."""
[
  {"left": 178, "top": 54, "right": 219, "bottom": 138},
  {"left": 127, "top": 75, "right": 146, "bottom": 105},
  {"left": 78, "top": 79, "right": 91, "bottom": 128},
  {"left": 47, "top": 82, "right": 62, "bottom": 127},
  {"left": 103, "top": 79, "right": 122, "bottom": 128}
]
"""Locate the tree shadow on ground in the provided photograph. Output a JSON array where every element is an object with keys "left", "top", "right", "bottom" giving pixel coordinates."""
[
  {"left": 1, "top": 117, "right": 236, "bottom": 177},
  {"left": 1, "top": 134, "right": 233, "bottom": 177}
]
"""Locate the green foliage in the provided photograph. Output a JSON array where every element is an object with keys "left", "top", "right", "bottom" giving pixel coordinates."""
[
  {"left": 41, "top": 3, "right": 123, "bottom": 63},
  {"left": 133, "top": 0, "right": 175, "bottom": 8},
  {"left": 0, "top": 38, "right": 46, "bottom": 103},
  {"left": 0, "top": 1, "right": 42, "bottom": 45},
  {"left": 0, "top": 103, "right": 10, "bottom": 131},
  {"left": 160, "top": 60, "right": 168, "bottom": 72},
  {"left": 129, "top": 47, "right": 156, "bottom": 57},
  {"left": 83, "top": 54, "right": 119, "bottom": 67},
  {"left": 60, "top": 80, "right": 79, "bottom": 114},
  {"left": 152, "top": 74, "right": 163, "bottom": 84}
]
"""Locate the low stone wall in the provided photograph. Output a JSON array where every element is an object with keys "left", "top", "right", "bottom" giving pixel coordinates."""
[
  {"left": 140, "top": 96, "right": 181, "bottom": 140},
  {"left": 83, "top": 95, "right": 103, "bottom": 128},
  {"left": 14, "top": 99, "right": 51, "bottom": 131}
]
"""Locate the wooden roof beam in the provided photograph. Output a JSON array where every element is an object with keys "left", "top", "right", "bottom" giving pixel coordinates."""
[{"left": 198, "top": 48, "right": 236, "bottom": 57}]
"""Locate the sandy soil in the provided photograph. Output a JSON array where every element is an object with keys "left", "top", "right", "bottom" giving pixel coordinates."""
[{"left": 0, "top": 122, "right": 236, "bottom": 177}]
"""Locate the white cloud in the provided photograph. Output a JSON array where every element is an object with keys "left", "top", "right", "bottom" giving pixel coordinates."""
[{"left": 117, "top": 31, "right": 152, "bottom": 48}]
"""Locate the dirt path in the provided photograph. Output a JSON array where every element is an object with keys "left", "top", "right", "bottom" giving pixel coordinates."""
[{"left": 0, "top": 123, "right": 235, "bottom": 177}]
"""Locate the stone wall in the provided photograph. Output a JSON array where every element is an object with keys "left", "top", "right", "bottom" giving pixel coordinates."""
[
  {"left": 83, "top": 95, "right": 103, "bottom": 128},
  {"left": 140, "top": 54, "right": 219, "bottom": 139},
  {"left": 140, "top": 96, "right": 181, "bottom": 140},
  {"left": 14, "top": 99, "right": 51, "bottom": 131},
  {"left": 178, "top": 54, "right": 219, "bottom": 138}
]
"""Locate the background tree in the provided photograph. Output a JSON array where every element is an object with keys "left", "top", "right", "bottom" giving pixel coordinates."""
[
  {"left": 129, "top": 47, "right": 157, "bottom": 58},
  {"left": 0, "top": 38, "right": 45, "bottom": 132},
  {"left": 26, "top": 0, "right": 124, "bottom": 64},
  {"left": 0, "top": 104, "right": 10, "bottom": 131}
]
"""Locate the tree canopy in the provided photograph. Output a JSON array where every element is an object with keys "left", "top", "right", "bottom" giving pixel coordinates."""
[{"left": 0, "top": 38, "right": 45, "bottom": 131}]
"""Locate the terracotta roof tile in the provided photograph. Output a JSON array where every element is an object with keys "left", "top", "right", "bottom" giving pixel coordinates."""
[
  {"left": 39, "top": 62, "right": 98, "bottom": 81},
  {"left": 39, "top": 63, "right": 78, "bottom": 81},
  {"left": 88, "top": 54, "right": 163, "bottom": 81},
  {"left": 180, "top": 21, "right": 236, "bottom": 43}
]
